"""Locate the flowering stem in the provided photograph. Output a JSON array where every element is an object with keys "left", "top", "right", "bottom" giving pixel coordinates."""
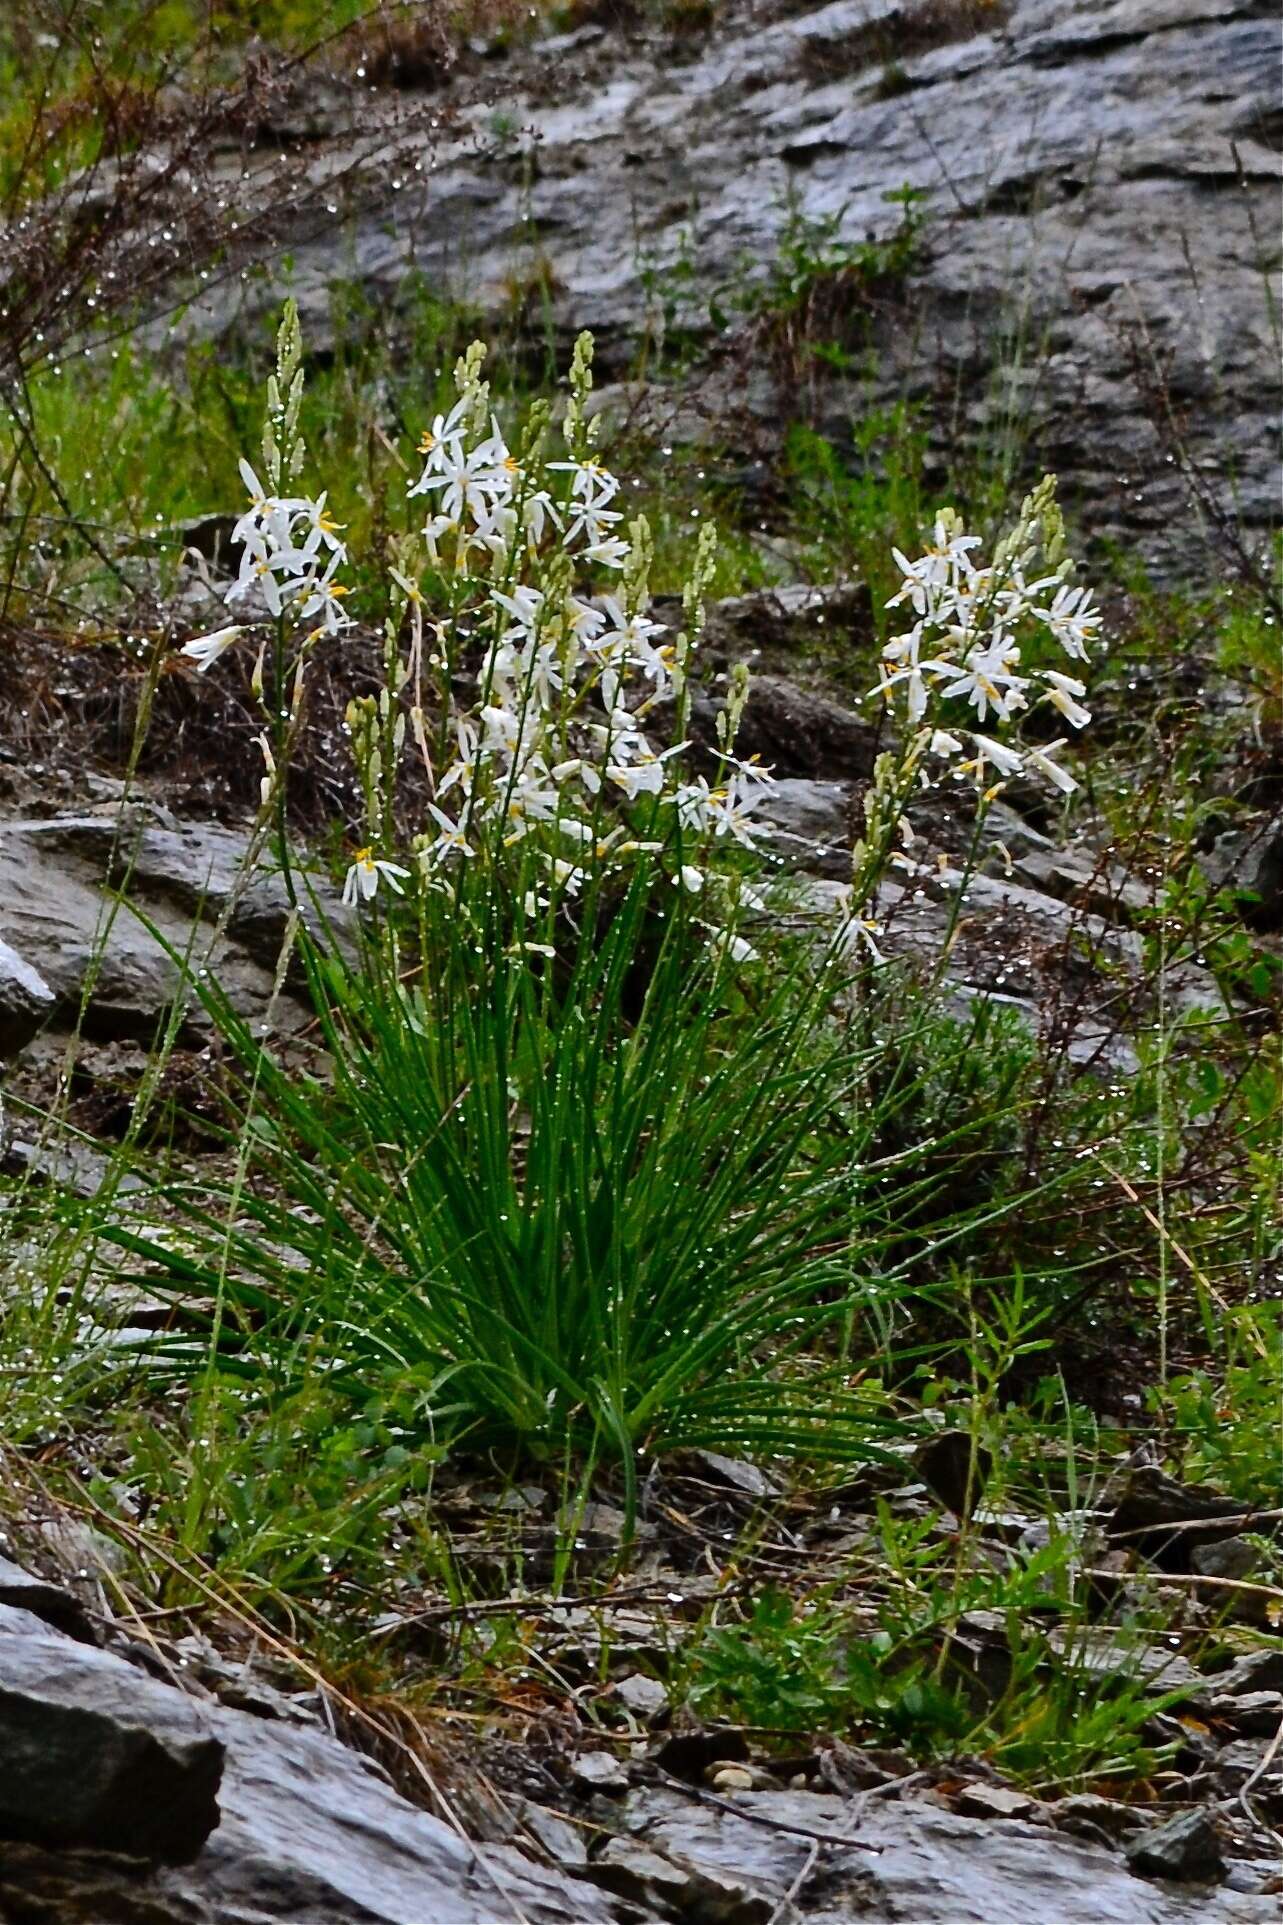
[
  {"left": 271, "top": 614, "right": 298, "bottom": 912},
  {"left": 929, "top": 794, "right": 992, "bottom": 996}
]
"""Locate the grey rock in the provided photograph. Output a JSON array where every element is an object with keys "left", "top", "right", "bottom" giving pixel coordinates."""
[
  {"left": 734, "top": 673, "right": 877, "bottom": 781},
  {"left": 1125, "top": 1806, "right": 1226, "bottom": 1883},
  {"left": 228, "top": 871, "right": 359, "bottom": 975},
  {"left": 954, "top": 1781, "right": 1042, "bottom": 1822},
  {"left": 1200, "top": 1690, "right": 1283, "bottom": 1738},
  {"left": 1224, "top": 1862, "right": 1282, "bottom": 1895},
  {"left": 1199, "top": 814, "right": 1283, "bottom": 933},
  {"left": 1206, "top": 1650, "right": 1283, "bottom": 1699},
  {"left": 756, "top": 777, "right": 855, "bottom": 877},
  {"left": 617, "top": 1784, "right": 1266, "bottom": 1921},
  {"left": 613, "top": 1672, "right": 670, "bottom": 1721},
  {"left": 11, "top": 812, "right": 356, "bottom": 966},
  {"left": 1215, "top": 1737, "right": 1283, "bottom": 1796},
  {"left": 652, "top": 652, "right": 878, "bottom": 785},
  {"left": 1105, "top": 1462, "right": 1247, "bottom": 1546},
  {"left": 0, "top": 937, "right": 55, "bottom": 1056},
  {"left": 868, "top": 857, "right": 1227, "bottom": 1063},
  {"left": 592, "top": 1835, "right": 704, "bottom": 1912},
  {"left": 0, "top": 1552, "right": 98, "bottom": 1644},
  {"left": 1190, "top": 1536, "right": 1261, "bottom": 1581},
  {"left": 594, "top": 1830, "right": 774, "bottom": 1924},
  {"left": 914, "top": 1429, "right": 993, "bottom": 1521},
  {"left": 9, "top": 814, "right": 248, "bottom": 917},
  {"left": 0, "top": 809, "right": 349, "bottom": 1050},
  {"left": 3, "top": 1134, "right": 145, "bottom": 1198},
  {"left": 172, "top": 0, "right": 1281, "bottom": 577},
  {"left": 0, "top": 1674, "right": 224, "bottom": 1863},
  {"left": 164, "top": 1636, "right": 322, "bottom": 1727},
  {"left": 571, "top": 1749, "right": 630, "bottom": 1796},
  {"left": 1044, "top": 1625, "right": 1205, "bottom": 1695},
  {"left": 688, "top": 1449, "right": 780, "bottom": 1499},
  {"left": 1053, "top": 1792, "right": 1150, "bottom": 1841},
  {"left": 510, "top": 1798, "right": 590, "bottom": 1869},
  {"left": 0, "top": 1613, "right": 621, "bottom": 1923},
  {"left": 1015, "top": 849, "right": 1157, "bottom": 928},
  {"left": 668, "top": 583, "right": 873, "bottom": 687},
  {"left": 701, "top": 664, "right": 877, "bottom": 783}
]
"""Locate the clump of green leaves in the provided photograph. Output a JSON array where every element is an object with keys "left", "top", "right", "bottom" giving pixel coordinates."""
[
  {"left": 1154, "top": 1305, "right": 1283, "bottom": 1508},
  {"left": 681, "top": 1579, "right": 1176, "bottom": 1789}
]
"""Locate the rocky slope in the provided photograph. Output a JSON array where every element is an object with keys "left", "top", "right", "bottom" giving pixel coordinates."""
[
  {"left": 179, "top": 0, "right": 1282, "bottom": 572},
  {"left": 1, "top": 1541, "right": 1277, "bottom": 1923}
]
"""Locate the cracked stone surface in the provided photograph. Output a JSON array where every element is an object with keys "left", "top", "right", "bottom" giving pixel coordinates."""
[{"left": 173, "top": 0, "right": 1281, "bottom": 575}]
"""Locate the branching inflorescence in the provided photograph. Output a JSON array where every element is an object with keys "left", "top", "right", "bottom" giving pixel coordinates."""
[{"left": 181, "top": 305, "right": 1099, "bottom": 962}]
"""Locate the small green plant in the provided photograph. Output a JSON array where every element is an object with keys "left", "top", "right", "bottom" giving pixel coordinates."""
[
  {"left": 707, "top": 187, "right": 929, "bottom": 374},
  {"left": 680, "top": 1579, "right": 1176, "bottom": 1788},
  {"left": 1154, "top": 1305, "right": 1283, "bottom": 1508}
]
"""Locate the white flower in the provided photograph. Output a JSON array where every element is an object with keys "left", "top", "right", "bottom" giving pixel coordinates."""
[
  {"left": 556, "top": 461, "right": 624, "bottom": 550},
  {"left": 1024, "top": 739, "right": 1078, "bottom": 793},
  {"left": 966, "top": 733, "right": 1025, "bottom": 780},
  {"left": 1036, "top": 583, "right": 1100, "bottom": 661},
  {"left": 497, "top": 758, "right": 561, "bottom": 832},
  {"left": 181, "top": 625, "right": 243, "bottom": 672},
  {"left": 521, "top": 488, "right": 562, "bottom": 546},
  {"left": 415, "top": 437, "right": 507, "bottom": 524},
  {"left": 672, "top": 775, "right": 714, "bottom": 833},
  {"left": 225, "top": 545, "right": 285, "bottom": 615},
  {"left": 438, "top": 718, "right": 481, "bottom": 799},
  {"left": 1041, "top": 670, "right": 1091, "bottom": 729},
  {"left": 888, "top": 518, "right": 981, "bottom": 617},
  {"left": 549, "top": 455, "right": 620, "bottom": 508},
  {"left": 420, "top": 512, "right": 458, "bottom": 563},
  {"left": 297, "top": 492, "right": 347, "bottom": 557},
  {"left": 606, "top": 742, "right": 683, "bottom": 800},
  {"left": 492, "top": 585, "right": 545, "bottom": 640},
  {"left": 479, "top": 703, "right": 540, "bottom": 759},
  {"left": 254, "top": 730, "right": 276, "bottom": 806},
  {"left": 342, "top": 848, "right": 411, "bottom": 905},
  {"left": 709, "top": 927, "right": 759, "bottom": 965},
  {"left": 928, "top": 729, "right": 964, "bottom": 756},
  {"left": 840, "top": 915, "right": 885, "bottom": 966},
  {"left": 426, "top": 803, "right": 475, "bottom": 858},
  {"left": 581, "top": 535, "right": 630, "bottom": 569},
  {"left": 874, "top": 624, "right": 937, "bottom": 723},
  {"left": 232, "top": 459, "right": 307, "bottom": 539},
  {"left": 296, "top": 552, "right": 354, "bottom": 636},
  {"left": 938, "top": 637, "right": 1028, "bottom": 724},
  {"left": 407, "top": 400, "right": 471, "bottom": 497},
  {"left": 676, "top": 765, "right": 774, "bottom": 848},
  {"left": 541, "top": 854, "right": 589, "bottom": 895}
]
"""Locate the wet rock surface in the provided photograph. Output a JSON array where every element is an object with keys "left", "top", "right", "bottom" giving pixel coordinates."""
[
  {"left": 598, "top": 1783, "right": 1273, "bottom": 1922},
  {"left": 1, "top": 1448, "right": 1280, "bottom": 1920},
  {"left": 0, "top": 938, "right": 56, "bottom": 1058},
  {"left": 0, "top": 794, "right": 362, "bottom": 1167},
  {"left": 0, "top": 807, "right": 306, "bottom": 1053},
  {"left": 0, "top": 1601, "right": 623, "bottom": 1925},
  {"left": 174, "top": 0, "right": 1281, "bottom": 574}
]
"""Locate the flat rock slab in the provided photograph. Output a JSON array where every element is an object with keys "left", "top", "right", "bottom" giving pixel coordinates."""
[
  {"left": 0, "top": 1606, "right": 621, "bottom": 1924},
  {"left": 0, "top": 809, "right": 354, "bottom": 1050},
  {"left": 610, "top": 1784, "right": 1274, "bottom": 1923}
]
